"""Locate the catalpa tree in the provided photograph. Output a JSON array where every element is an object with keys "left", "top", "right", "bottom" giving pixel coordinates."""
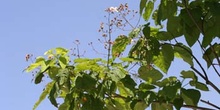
[{"left": 26, "top": 0, "right": 220, "bottom": 110}]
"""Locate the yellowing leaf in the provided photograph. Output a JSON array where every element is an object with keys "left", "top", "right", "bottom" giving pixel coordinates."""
[
  {"left": 26, "top": 56, "right": 45, "bottom": 72},
  {"left": 33, "top": 81, "right": 55, "bottom": 110}
]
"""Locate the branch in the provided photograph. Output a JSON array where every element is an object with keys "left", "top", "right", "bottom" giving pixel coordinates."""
[
  {"left": 201, "top": 99, "right": 220, "bottom": 110},
  {"left": 107, "top": 12, "right": 112, "bottom": 70},
  {"left": 110, "top": 93, "right": 215, "bottom": 110},
  {"left": 164, "top": 43, "right": 220, "bottom": 94},
  {"left": 191, "top": 66, "right": 220, "bottom": 94},
  {"left": 164, "top": 43, "right": 207, "bottom": 80},
  {"left": 182, "top": 0, "right": 220, "bottom": 78}
]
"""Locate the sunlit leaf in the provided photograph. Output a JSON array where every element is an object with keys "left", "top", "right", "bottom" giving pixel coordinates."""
[
  {"left": 56, "top": 47, "right": 68, "bottom": 55},
  {"left": 139, "top": 83, "right": 156, "bottom": 90},
  {"left": 139, "top": 0, "right": 148, "bottom": 15},
  {"left": 155, "top": 76, "right": 177, "bottom": 87},
  {"left": 112, "top": 35, "right": 130, "bottom": 60},
  {"left": 134, "top": 102, "right": 148, "bottom": 110},
  {"left": 117, "top": 81, "right": 134, "bottom": 97},
  {"left": 128, "top": 28, "right": 141, "bottom": 39},
  {"left": 48, "top": 66, "right": 60, "bottom": 80},
  {"left": 151, "top": 102, "right": 173, "bottom": 110},
  {"left": 119, "top": 57, "right": 135, "bottom": 62},
  {"left": 157, "top": 0, "right": 177, "bottom": 24},
  {"left": 174, "top": 44, "right": 193, "bottom": 66},
  {"left": 26, "top": 56, "right": 45, "bottom": 72},
  {"left": 143, "top": 1, "right": 154, "bottom": 21},
  {"left": 33, "top": 81, "right": 55, "bottom": 110},
  {"left": 154, "top": 44, "right": 174, "bottom": 73},
  {"left": 59, "top": 56, "right": 68, "bottom": 69},
  {"left": 138, "top": 66, "right": 163, "bottom": 83}
]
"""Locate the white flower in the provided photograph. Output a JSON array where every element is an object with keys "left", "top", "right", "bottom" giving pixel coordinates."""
[{"left": 106, "top": 7, "right": 118, "bottom": 12}]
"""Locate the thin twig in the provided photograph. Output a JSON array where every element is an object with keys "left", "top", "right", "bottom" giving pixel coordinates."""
[
  {"left": 201, "top": 99, "right": 220, "bottom": 109},
  {"left": 107, "top": 12, "right": 112, "bottom": 70},
  {"left": 182, "top": 0, "right": 220, "bottom": 77},
  {"left": 191, "top": 66, "right": 220, "bottom": 94}
]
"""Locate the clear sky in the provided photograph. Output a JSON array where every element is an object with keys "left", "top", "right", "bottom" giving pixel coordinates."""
[
  {"left": 0, "top": 0, "right": 139, "bottom": 110},
  {"left": 1, "top": 0, "right": 219, "bottom": 110}
]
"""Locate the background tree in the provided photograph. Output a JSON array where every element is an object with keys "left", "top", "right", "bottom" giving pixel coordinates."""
[{"left": 26, "top": 0, "right": 220, "bottom": 110}]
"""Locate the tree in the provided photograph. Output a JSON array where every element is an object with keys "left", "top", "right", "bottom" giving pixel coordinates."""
[{"left": 25, "top": 0, "right": 220, "bottom": 110}]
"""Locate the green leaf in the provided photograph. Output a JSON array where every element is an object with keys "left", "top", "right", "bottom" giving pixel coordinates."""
[
  {"left": 48, "top": 66, "right": 60, "bottom": 80},
  {"left": 81, "top": 95, "right": 104, "bottom": 110},
  {"left": 195, "top": 82, "right": 209, "bottom": 91},
  {"left": 75, "top": 74, "right": 97, "bottom": 90},
  {"left": 138, "top": 66, "right": 163, "bottom": 83},
  {"left": 156, "top": 0, "right": 177, "bottom": 24},
  {"left": 44, "top": 49, "right": 54, "bottom": 56},
  {"left": 34, "top": 71, "right": 44, "bottom": 84},
  {"left": 156, "top": 31, "right": 174, "bottom": 41},
  {"left": 181, "top": 88, "right": 201, "bottom": 106},
  {"left": 26, "top": 56, "right": 45, "bottom": 72},
  {"left": 33, "top": 81, "right": 55, "bottom": 110},
  {"left": 112, "top": 35, "right": 129, "bottom": 60},
  {"left": 137, "top": 91, "right": 156, "bottom": 105},
  {"left": 143, "top": 1, "right": 154, "bottom": 21},
  {"left": 190, "top": 81, "right": 209, "bottom": 91},
  {"left": 155, "top": 76, "right": 178, "bottom": 87},
  {"left": 174, "top": 44, "right": 193, "bottom": 66},
  {"left": 162, "top": 84, "right": 180, "bottom": 100},
  {"left": 173, "top": 97, "right": 183, "bottom": 110},
  {"left": 151, "top": 102, "right": 173, "bottom": 110},
  {"left": 56, "top": 47, "right": 68, "bottom": 55},
  {"left": 154, "top": 44, "right": 174, "bottom": 73},
  {"left": 134, "top": 102, "right": 148, "bottom": 110},
  {"left": 167, "top": 16, "right": 183, "bottom": 37},
  {"left": 117, "top": 81, "right": 134, "bottom": 97},
  {"left": 59, "top": 56, "right": 68, "bottom": 69},
  {"left": 58, "top": 102, "right": 70, "bottom": 110},
  {"left": 139, "top": 83, "right": 156, "bottom": 90},
  {"left": 180, "top": 8, "right": 202, "bottom": 46},
  {"left": 128, "top": 28, "right": 141, "bottom": 39},
  {"left": 143, "top": 23, "right": 150, "bottom": 38},
  {"left": 120, "top": 75, "right": 137, "bottom": 91},
  {"left": 183, "top": 24, "right": 200, "bottom": 47},
  {"left": 119, "top": 57, "right": 135, "bottom": 62},
  {"left": 180, "top": 70, "right": 197, "bottom": 81},
  {"left": 139, "top": 0, "right": 148, "bottom": 15},
  {"left": 203, "top": 43, "right": 220, "bottom": 67},
  {"left": 49, "top": 82, "right": 58, "bottom": 107}
]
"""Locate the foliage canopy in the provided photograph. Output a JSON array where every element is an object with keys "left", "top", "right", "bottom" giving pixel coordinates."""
[{"left": 26, "top": 0, "right": 220, "bottom": 110}]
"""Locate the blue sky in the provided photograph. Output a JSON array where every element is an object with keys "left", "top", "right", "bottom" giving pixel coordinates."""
[
  {"left": 0, "top": 0, "right": 139, "bottom": 110},
  {"left": 1, "top": 0, "right": 219, "bottom": 110}
]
